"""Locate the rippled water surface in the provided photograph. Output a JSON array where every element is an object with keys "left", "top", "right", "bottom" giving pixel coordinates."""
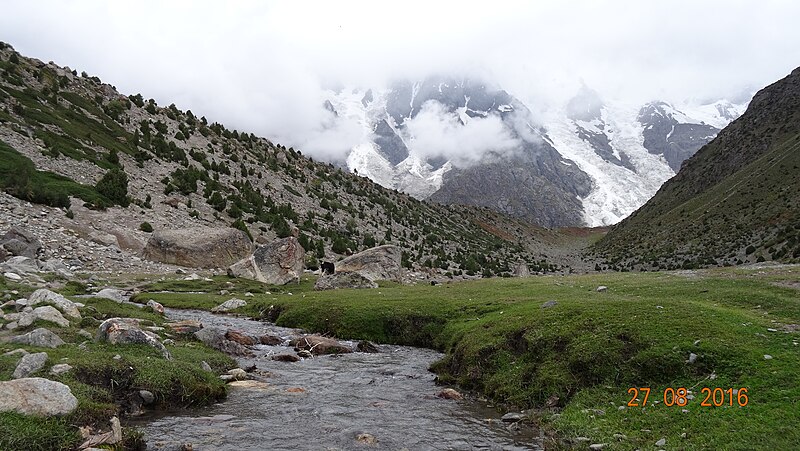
[{"left": 132, "top": 309, "right": 542, "bottom": 450}]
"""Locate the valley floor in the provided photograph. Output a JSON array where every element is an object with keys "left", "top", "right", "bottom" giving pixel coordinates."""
[
  {"left": 136, "top": 264, "right": 800, "bottom": 450},
  {"left": 1, "top": 264, "right": 798, "bottom": 450}
]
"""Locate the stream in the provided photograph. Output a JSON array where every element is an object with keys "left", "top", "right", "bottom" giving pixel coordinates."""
[{"left": 131, "top": 309, "right": 543, "bottom": 450}]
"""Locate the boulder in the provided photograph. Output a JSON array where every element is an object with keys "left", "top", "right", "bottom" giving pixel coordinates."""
[
  {"left": 259, "top": 334, "right": 283, "bottom": 346},
  {"left": 3, "top": 271, "right": 22, "bottom": 281},
  {"left": 13, "top": 352, "right": 48, "bottom": 379},
  {"left": 225, "top": 330, "right": 257, "bottom": 346},
  {"left": 227, "top": 237, "right": 304, "bottom": 285},
  {"left": 0, "top": 378, "right": 78, "bottom": 416},
  {"left": 356, "top": 341, "right": 380, "bottom": 353},
  {"left": 143, "top": 227, "right": 252, "bottom": 268},
  {"left": 1, "top": 227, "right": 42, "bottom": 259},
  {"left": 18, "top": 306, "right": 70, "bottom": 328},
  {"left": 335, "top": 245, "right": 402, "bottom": 282},
  {"left": 1, "top": 256, "right": 39, "bottom": 275},
  {"left": 10, "top": 328, "right": 65, "bottom": 348},
  {"left": 314, "top": 272, "right": 378, "bottom": 291},
  {"left": 49, "top": 363, "right": 73, "bottom": 376},
  {"left": 94, "top": 288, "right": 129, "bottom": 303},
  {"left": 290, "top": 335, "right": 352, "bottom": 355},
  {"left": 28, "top": 289, "right": 81, "bottom": 319},
  {"left": 211, "top": 298, "right": 247, "bottom": 313},
  {"left": 194, "top": 327, "right": 252, "bottom": 356},
  {"left": 146, "top": 300, "right": 165, "bottom": 315},
  {"left": 38, "top": 260, "right": 73, "bottom": 278},
  {"left": 110, "top": 228, "right": 146, "bottom": 253},
  {"left": 272, "top": 353, "right": 301, "bottom": 362},
  {"left": 97, "top": 318, "right": 172, "bottom": 359},
  {"left": 514, "top": 262, "right": 530, "bottom": 277}
]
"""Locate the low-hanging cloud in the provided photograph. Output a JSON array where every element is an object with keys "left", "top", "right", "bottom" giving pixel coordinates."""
[
  {"left": 1, "top": 1, "right": 800, "bottom": 163},
  {"left": 405, "top": 101, "right": 520, "bottom": 167}
]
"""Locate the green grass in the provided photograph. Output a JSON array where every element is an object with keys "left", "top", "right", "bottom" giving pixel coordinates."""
[
  {"left": 134, "top": 267, "right": 800, "bottom": 450},
  {"left": 0, "top": 291, "right": 235, "bottom": 451},
  {"left": 0, "top": 138, "right": 108, "bottom": 208}
]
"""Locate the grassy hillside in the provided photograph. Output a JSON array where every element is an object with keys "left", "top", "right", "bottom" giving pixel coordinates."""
[
  {"left": 593, "top": 67, "right": 800, "bottom": 270},
  {"left": 135, "top": 266, "right": 800, "bottom": 450},
  {"left": 0, "top": 41, "right": 573, "bottom": 275}
]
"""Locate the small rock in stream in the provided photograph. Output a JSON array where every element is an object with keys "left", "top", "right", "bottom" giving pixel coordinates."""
[
  {"left": 436, "top": 388, "right": 464, "bottom": 400},
  {"left": 356, "top": 340, "right": 380, "bottom": 353},
  {"left": 501, "top": 412, "right": 525, "bottom": 423},
  {"left": 356, "top": 433, "right": 378, "bottom": 445},
  {"left": 272, "top": 353, "right": 301, "bottom": 362}
]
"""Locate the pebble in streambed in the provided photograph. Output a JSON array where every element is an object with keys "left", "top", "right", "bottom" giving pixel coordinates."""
[{"left": 131, "top": 308, "right": 544, "bottom": 450}]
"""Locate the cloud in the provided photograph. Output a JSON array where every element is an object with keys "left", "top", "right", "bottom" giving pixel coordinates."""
[
  {"left": 405, "top": 101, "right": 520, "bottom": 167},
  {"left": 1, "top": 0, "right": 800, "bottom": 162}
]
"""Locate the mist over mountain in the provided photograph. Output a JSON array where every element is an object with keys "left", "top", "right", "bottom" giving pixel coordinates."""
[{"left": 326, "top": 77, "right": 749, "bottom": 227}]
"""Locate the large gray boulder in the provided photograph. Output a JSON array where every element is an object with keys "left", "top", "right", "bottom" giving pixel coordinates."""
[
  {"left": 335, "top": 245, "right": 402, "bottom": 282},
  {"left": 97, "top": 318, "right": 171, "bottom": 359},
  {"left": 0, "top": 378, "right": 78, "bottom": 416},
  {"left": 194, "top": 327, "right": 252, "bottom": 356},
  {"left": 314, "top": 272, "right": 378, "bottom": 291},
  {"left": 10, "top": 328, "right": 65, "bottom": 348},
  {"left": 0, "top": 227, "right": 42, "bottom": 259},
  {"left": 142, "top": 227, "right": 252, "bottom": 269},
  {"left": 228, "top": 237, "right": 304, "bottom": 285},
  {"left": 18, "top": 306, "right": 70, "bottom": 328},
  {"left": 28, "top": 289, "right": 81, "bottom": 319},
  {"left": 1, "top": 256, "right": 38, "bottom": 275},
  {"left": 13, "top": 352, "right": 48, "bottom": 379},
  {"left": 0, "top": 377, "right": 78, "bottom": 417}
]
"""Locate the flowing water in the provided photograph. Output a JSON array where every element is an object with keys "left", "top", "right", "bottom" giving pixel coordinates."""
[{"left": 132, "top": 309, "right": 543, "bottom": 450}]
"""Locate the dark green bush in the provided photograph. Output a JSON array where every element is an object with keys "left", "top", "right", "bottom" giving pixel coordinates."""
[{"left": 95, "top": 168, "right": 129, "bottom": 207}]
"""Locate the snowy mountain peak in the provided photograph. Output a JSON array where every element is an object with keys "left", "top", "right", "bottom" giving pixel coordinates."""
[{"left": 327, "top": 79, "right": 750, "bottom": 227}]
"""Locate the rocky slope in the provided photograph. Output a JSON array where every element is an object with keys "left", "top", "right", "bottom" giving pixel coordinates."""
[
  {"left": 0, "top": 42, "right": 580, "bottom": 278},
  {"left": 592, "top": 66, "right": 800, "bottom": 269},
  {"left": 329, "top": 79, "right": 746, "bottom": 227}
]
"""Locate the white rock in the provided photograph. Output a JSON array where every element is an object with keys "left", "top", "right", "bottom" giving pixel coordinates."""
[
  {"left": 49, "top": 363, "right": 73, "bottom": 376},
  {"left": 19, "top": 306, "right": 70, "bottom": 328},
  {"left": 28, "top": 289, "right": 81, "bottom": 319},
  {"left": 764, "top": 354, "right": 773, "bottom": 360},
  {"left": 211, "top": 298, "right": 247, "bottom": 313},
  {"left": 3, "top": 272, "right": 22, "bottom": 281},
  {"left": 596, "top": 286, "right": 608, "bottom": 292},
  {"left": 0, "top": 377, "right": 78, "bottom": 416},
  {"left": 656, "top": 438, "right": 666, "bottom": 447}
]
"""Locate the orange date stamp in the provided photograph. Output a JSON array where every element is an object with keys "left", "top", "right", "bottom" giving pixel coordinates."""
[{"left": 627, "top": 387, "right": 749, "bottom": 407}]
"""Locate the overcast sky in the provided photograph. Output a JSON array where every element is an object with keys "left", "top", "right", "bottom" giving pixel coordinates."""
[{"left": 2, "top": 0, "right": 799, "bottom": 161}]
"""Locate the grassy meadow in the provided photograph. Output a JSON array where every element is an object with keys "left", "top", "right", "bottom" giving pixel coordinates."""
[{"left": 134, "top": 265, "right": 800, "bottom": 450}]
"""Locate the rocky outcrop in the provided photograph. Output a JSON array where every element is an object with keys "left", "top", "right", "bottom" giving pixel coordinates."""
[
  {"left": 0, "top": 378, "right": 78, "bottom": 416},
  {"left": 142, "top": 227, "right": 252, "bottom": 269},
  {"left": 1, "top": 227, "right": 42, "bottom": 259},
  {"left": 314, "top": 272, "right": 378, "bottom": 291},
  {"left": 290, "top": 335, "right": 352, "bottom": 355},
  {"left": 97, "top": 318, "right": 172, "bottom": 359},
  {"left": 10, "top": 328, "right": 65, "bottom": 348},
  {"left": 227, "top": 237, "right": 304, "bottom": 285},
  {"left": 28, "top": 289, "right": 81, "bottom": 319},
  {"left": 335, "top": 245, "right": 402, "bottom": 282}
]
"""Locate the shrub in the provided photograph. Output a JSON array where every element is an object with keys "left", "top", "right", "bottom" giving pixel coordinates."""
[
  {"left": 139, "top": 222, "right": 153, "bottom": 233},
  {"left": 95, "top": 168, "right": 129, "bottom": 207}
]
